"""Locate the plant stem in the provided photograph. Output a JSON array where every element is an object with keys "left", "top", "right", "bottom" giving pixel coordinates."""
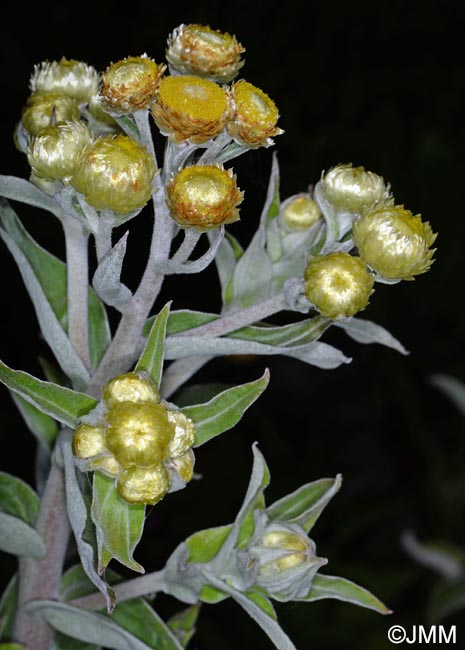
[
  {"left": 69, "top": 570, "right": 165, "bottom": 611},
  {"left": 13, "top": 459, "right": 70, "bottom": 649},
  {"left": 94, "top": 211, "right": 114, "bottom": 263},
  {"left": 62, "top": 214, "right": 91, "bottom": 372}
]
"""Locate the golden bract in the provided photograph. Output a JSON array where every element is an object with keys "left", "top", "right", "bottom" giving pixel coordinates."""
[
  {"left": 103, "top": 371, "right": 159, "bottom": 409},
  {"left": 259, "top": 529, "right": 309, "bottom": 575},
  {"left": 22, "top": 92, "right": 81, "bottom": 136},
  {"left": 70, "top": 134, "right": 156, "bottom": 213},
  {"left": 166, "top": 23, "right": 245, "bottom": 83},
  {"left": 227, "top": 80, "right": 283, "bottom": 148},
  {"left": 105, "top": 402, "right": 174, "bottom": 468},
  {"left": 282, "top": 195, "right": 322, "bottom": 231},
  {"left": 304, "top": 252, "right": 374, "bottom": 319},
  {"left": 167, "top": 410, "right": 196, "bottom": 457},
  {"left": 321, "top": 163, "right": 390, "bottom": 213},
  {"left": 151, "top": 75, "right": 231, "bottom": 144},
  {"left": 116, "top": 465, "right": 171, "bottom": 505},
  {"left": 171, "top": 449, "right": 195, "bottom": 483},
  {"left": 27, "top": 120, "right": 92, "bottom": 182},
  {"left": 88, "top": 454, "right": 120, "bottom": 477},
  {"left": 29, "top": 57, "right": 99, "bottom": 103},
  {"left": 166, "top": 164, "right": 243, "bottom": 230},
  {"left": 352, "top": 205, "right": 437, "bottom": 280},
  {"left": 72, "top": 424, "right": 107, "bottom": 459},
  {"left": 101, "top": 55, "right": 165, "bottom": 112}
]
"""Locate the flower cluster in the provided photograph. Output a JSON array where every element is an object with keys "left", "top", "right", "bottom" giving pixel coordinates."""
[{"left": 72, "top": 372, "right": 196, "bottom": 505}]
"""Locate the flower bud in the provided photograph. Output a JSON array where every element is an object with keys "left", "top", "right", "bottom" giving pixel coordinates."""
[
  {"left": 30, "top": 57, "right": 99, "bottom": 103},
  {"left": 167, "top": 410, "right": 196, "bottom": 457},
  {"left": 321, "top": 163, "right": 390, "bottom": 213},
  {"left": 352, "top": 204, "right": 437, "bottom": 280},
  {"left": 166, "top": 164, "right": 243, "bottom": 230},
  {"left": 259, "top": 528, "right": 310, "bottom": 574},
  {"left": 281, "top": 194, "right": 321, "bottom": 231},
  {"left": 22, "top": 92, "right": 81, "bottom": 136},
  {"left": 170, "top": 448, "right": 195, "bottom": 483},
  {"left": 71, "top": 134, "right": 156, "bottom": 213},
  {"left": 116, "top": 464, "right": 171, "bottom": 505},
  {"left": 27, "top": 120, "right": 92, "bottom": 182},
  {"left": 103, "top": 371, "right": 159, "bottom": 409},
  {"left": 88, "top": 454, "right": 120, "bottom": 477},
  {"left": 105, "top": 402, "right": 173, "bottom": 468},
  {"left": 151, "top": 75, "right": 231, "bottom": 144},
  {"left": 304, "top": 252, "right": 374, "bottom": 319},
  {"left": 166, "top": 23, "right": 245, "bottom": 83},
  {"left": 227, "top": 80, "right": 283, "bottom": 148},
  {"left": 101, "top": 55, "right": 165, "bottom": 112},
  {"left": 72, "top": 424, "right": 107, "bottom": 459}
]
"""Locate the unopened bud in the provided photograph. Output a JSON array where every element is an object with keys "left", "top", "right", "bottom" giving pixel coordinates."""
[
  {"left": 281, "top": 194, "right": 321, "bottom": 231},
  {"left": 321, "top": 163, "right": 390, "bottom": 213},
  {"left": 103, "top": 371, "right": 159, "bottom": 409},
  {"left": 22, "top": 92, "right": 81, "bottom": 136},
  {"left": 227, "top": 80, "right": 283, "bottom": 148},
  {"left": 116, "top": 464, "right": 171, "bottom": 505}
]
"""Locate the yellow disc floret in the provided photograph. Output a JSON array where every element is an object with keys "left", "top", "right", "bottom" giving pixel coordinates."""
[
  {"left": 72, "top": 424, "right": 107, "bottom": 459},
  {"left": 151, "top": 75, "right": 231, "bottom": 144},
  {"left": 227, "top": 80, "right": 283, "bottom": 148},
  {"left": 29, "top": 57, "right": 99, "bottom": 103},
  {"left": 101, "top": 55, "right": 165, "bottom": 112},
  {"left": 166, "top": 164, "right": 243, "bottom": 230},
  {"left": 304, "top": 252, "right": 374, "bottom": 319},
  {"left": 116, "top": 465, "right": 171, "bottom": 505},
  {"left": 166, "top": 23, "right": 245, "bottom": 83},
  {"left": 103, "top": 371, "right": 159, "bottom": 409},
  {"left": 321, "top": 163, "right": 391, "bottom": 213},
  {"left": 71, "top": 134, "right": 156, "bottom": 213},
  {"left": 105, "top": 402, "right": 174, "bottom": 468},
  {"left": 352, "top": 204, "right": 437, "bottom": 280},
  {"left": 282, "top": 195, "right": 322, "bottom": 231},
  {"left": 22, "top": 92, "right": 81, "bottom": 136}
]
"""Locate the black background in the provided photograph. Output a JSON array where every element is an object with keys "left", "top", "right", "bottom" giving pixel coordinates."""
[{"left": 1, "top": 2, "right": 465, "bottom": 649}]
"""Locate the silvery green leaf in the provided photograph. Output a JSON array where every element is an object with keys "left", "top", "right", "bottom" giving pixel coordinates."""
[
  {"left": 267, "top": 475, "right": 343, "bottom": 532},
  {"left": 401, "top": 530, "right": 465, "bottom": 581},
  {"left": 208, "top": 230, "right": 243, "bottom": 306},
  {"left": 0, "top": 177, "right": 66, "bottom": 220},
  {"left": 430, "top": 374, "right": 465, "bottom": 417},
  {"left": 25, "top": 602, "right": 154, "bottom": 650},
  {"left": 0, "top": 472, "right": 39, "bottom": 526},
  {"left": 0, "top": 200, "right": 111, "bottom": 369},
  {"left": 0, "top": 512, "right": 45, "bottom": 559},
  {"left": 181, "top": 371, "right": 269, "bottom": 447},
  {"left": 334, "top": 318, "right": 408, "bottom": 355},
  {"left": 10, "top": 392, "right": 58, "bottom": 449},
  {"left": 0, "top": 227, "right": 90, "bottom": 388},
  {"left": 92, "top": 232, "right": 132, "bottom": 310},
  {"left": 114, "top": 114, "right": 140, "bottom": 140},
  {"left": 266, "top": 217, "right": 283, "bottom": 263},
  {"left": 165, "top": 310, "right": 214, "bottom": 335},
  {"left": 0, "top": 574, "right": 17, "bottom": 639},
  {"left": 303, "top": 574, "right": 392, "bottom": 614},
  {"left": 91, "top": 472, "right": 145, "bottom": 574},
  {"left": 260, "top": 153, "right": 281, "bottom": 227},
  {"left": 61, "top": 438, "right": 115, "bottom": 612},
  {"left": 167, "top": 604, "right": 201, "bottom": 648},
  {"left": 314, "top": 180, "right": 339, "bottom": 246},
  {"left": 136, "top": 302, "right": 171, "bottom": 386},
  {"left": 0, "top": 361, "right": 97, "bottom": 427},
  {"left": 230, "top": 235, "right": 273, "bottom": 310},
  {"left": 271, "top": 223, "right": 324, "bottom": 293}
]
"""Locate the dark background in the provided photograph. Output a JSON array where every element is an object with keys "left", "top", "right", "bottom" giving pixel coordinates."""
[{"left": 1, "top": 1, "right": 465, "bottom": 649}]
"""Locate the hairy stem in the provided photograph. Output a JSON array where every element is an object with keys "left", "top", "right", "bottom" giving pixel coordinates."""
[
  {"left": 94, "top": 211, "right": 114, "bottom": 263},
  {"left": 13, "top": 460, "right": 70, "bottom": 648},
  {"left": 63, "top": 214, "right": 90, "bottom": 371}
]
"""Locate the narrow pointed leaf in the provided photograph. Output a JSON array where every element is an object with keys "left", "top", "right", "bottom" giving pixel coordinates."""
[
  {"left": 303, "top": 574, "right": 392, "bottom": 614},
  {"left": 91, "top": 472, "right": 145, "bottom": 574},
  {"left": 430, "top": 374, "right": 465, "bottom": 417},
  {"left": 184, "top": 525, "right": 232, "bottom": 564},
  {"left": 261, "top": 153, "right": 281, "bottom": 226},
  {"left": 208, "top": 230, "right": 243, "bottom": 306},
  {"left": 167, "top": 603, "right": 201, "bottom": 648},
  {"left": 334, "top": 318, "right": 408, "bottom": 355},
  {"left": 0, "top": 472, "right": 39, "bottom": 526},
  {"left": 0, "top": 574, "right": 18, "bottom": 639},
  {"left": 92, "top": 233, "right": 132, "bottom": 310},
  {"left": 136, "top": 303, "right": 171, "bottom": 386},
  {"left": 0, "top": 177, "right": 66, "bottom": 219},
  {"left": 10, "top": 392, "right": 58, "bottom": 448},
  {"left": 0, "top": 512, "right": 45, "bottom": 559},
  {"left": 0, "top": 361, "right": 97, "bottom": 427},
  {"left": 181, "top": 370, "right": 269, "bottom": 447}
]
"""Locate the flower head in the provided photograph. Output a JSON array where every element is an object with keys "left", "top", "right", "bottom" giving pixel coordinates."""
[
  {"left": 22, "top": 92, "right": 81, "bottom": 136},
  {"left": 321, "top": 163, "right": 391, "bottom": 213},
  {"left": 71, "top": 134, "right": 156, "bottom": 213},
  {"left": 27, "top": 120, "right": 92, "bottom": 182},
  {"left": 227, "top": 80, "right": 283, "bottom": 148},
  {"left": 101, "top": 55, "right": 165, "bottom": 112},
  {"left": 117, "top": 465, "right": 171, "bottom": 505},
  {"left": 304, "top": 252, "right": 374, "bottom": 319},
  {"left": 281, "top": 194, "right": 322, "bottom": 231},
  {"left": 103, "top": 371, "right": 160, "bottom": 408},
  {"left": 30, "top": 57, "right": 99, "bottom": 103},
  {"left": 352, "top": 204, "right": 437, "bottom": 280},
  {"left": 166, "top": 164, "right": 243, "bottom": 230},
  {"left": 151, "top": 75, "right": 231, "bottom": 144},
  {"left": 166, "top": 23, "right": 245, "bottom": 82}
]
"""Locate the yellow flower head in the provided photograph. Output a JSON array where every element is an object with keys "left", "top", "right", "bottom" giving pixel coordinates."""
[
  {"left": 71, "top": 134, "right": 156, "bottom": 213},
  {"left": 227, "top": 80, "right": 283, "bottom": 148},
  {"left": 22, "top": 92, "right": 81, "bottom": 136},
  {"left": 166, "top": 23, "right": 245, "bottom": 83},
  {"left": 166, "top": 164, "right": 243, "bottom": 230},
  {"left": 116, "top": 465, "right": 171, "bottom": 505},
  {"left": 167, "top": 410, "right": 196, "bottom": 457},
  {"left": 151, "top": 75, "right": 231, "bottom": 144},
  {"left": 281, "top": 194, "right": 322, "bottom": 231},
  {"left": 103, "top": 371, "right": 160, "bottom": 409},
  {"left": 27, "top": 120, "right": 92, "bottom": 182},
  {"left": 321, "top": 163, "right": 391, "bottom": 213},
  {"left": 259, "top": 529, "right": 310, "bottom": 574},
  {"left": 72, "top": 424, "right": 107, "bottom": 459},
  {"left": 304, "top": 252, "right": 374, "bottom": 319},
  {"left": 29, "top": 57, "right": 99, "bottom": 103},
  {"left": 101, "top": 55, "right": 165, "bottom": 112},
  {"left": 352, "top": 204, "right": 437, "bottom": 280}
]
